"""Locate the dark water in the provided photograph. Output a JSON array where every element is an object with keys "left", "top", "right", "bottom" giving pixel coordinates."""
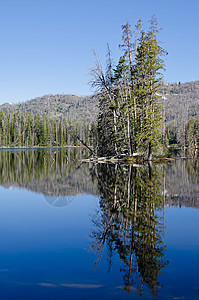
[{"left": 0, "top": 148, "right": 198, "bottom": 299}]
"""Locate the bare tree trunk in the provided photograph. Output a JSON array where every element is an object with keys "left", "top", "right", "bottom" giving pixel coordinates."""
[
  {"left": 148, "top": 141, "right": 152, "bottom": 161},
  {"left": 113, "top": 109, "right": 118, "bottom": 154}
]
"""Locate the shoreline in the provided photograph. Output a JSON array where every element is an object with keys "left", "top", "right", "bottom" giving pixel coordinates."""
[{"left": 0, "top": 146, "right": 89, "bottom": 151}]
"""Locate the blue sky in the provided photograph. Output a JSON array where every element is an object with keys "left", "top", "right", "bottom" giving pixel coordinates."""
[{"left": 0, "top": 0, "right": 198, "bottom": 104}]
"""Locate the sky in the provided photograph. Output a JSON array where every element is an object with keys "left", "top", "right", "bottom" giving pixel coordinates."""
[{"left": 0, "top": 0, "right": 198, "bottom": 104}]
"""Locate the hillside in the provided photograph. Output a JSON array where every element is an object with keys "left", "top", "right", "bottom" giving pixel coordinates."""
[
  {"left": 0, "top": 94, "right": 98, "bottom": 123},
  {"left": 0, "top": 81, "right": 198, "bottom": 125},
  {"left": 161, "top": 80, "right": 199, "bottom": 124}
]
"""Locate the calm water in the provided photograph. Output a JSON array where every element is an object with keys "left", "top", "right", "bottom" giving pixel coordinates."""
[{"left": 0, "top": 148, "right": 198, "bottom": 299}]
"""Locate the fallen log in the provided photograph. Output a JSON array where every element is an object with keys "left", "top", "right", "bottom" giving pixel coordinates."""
[
  {"left": 80, "top": 153, "right": 175, "bottom": 164},
  {"left": 81, "top": 154, "right": 144, "bottom": 164}
]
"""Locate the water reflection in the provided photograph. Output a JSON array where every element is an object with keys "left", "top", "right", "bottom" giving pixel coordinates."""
[
  {"left": 0, "top": 149, "right": 198, "bottom": 209},
  {"left": 0, "top": 148, "right": 98, "bottom": 206},
  {"left": 165, "top": 158, "right": 199, "bottom": 208},
  {"left": 90, "top": 163, "right": 169, "bottom": 298},
  {"left": 0, "top": 149, "right": 198, "bottom": 299},
  {"left": 43, "top": 195, "right": 75, "bottom": 207}
]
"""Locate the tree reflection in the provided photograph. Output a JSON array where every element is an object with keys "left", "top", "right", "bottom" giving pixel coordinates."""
[
  {"left": 90, "top": 163, "right": 169, "bottom": 298},
  {"left": 0, "top": 148, "right": 98, "bottom": 200}
]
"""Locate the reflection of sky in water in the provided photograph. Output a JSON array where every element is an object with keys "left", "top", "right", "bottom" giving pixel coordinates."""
[
  {"left": 0, "top": 186, "right": 198, "bottom": 299},
  {"left": 160, "top": 207, "right": 199, "bottom": 300},
  {"left": 165, "top": 206, "right": 199, "bottom": 248},
  {"left": 0, "top": 186, "right": 126, "bottom": 299},
  {"left": 0, "top": 187, "right": 98, "bottom": 251},
  {"left": 43, "top": 195, "right": 75, "bottom": 208}
]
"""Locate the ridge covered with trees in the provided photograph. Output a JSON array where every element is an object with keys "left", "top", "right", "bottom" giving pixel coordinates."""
[{"left": 0, "top": 94, "right": 98, "bottom": 123}]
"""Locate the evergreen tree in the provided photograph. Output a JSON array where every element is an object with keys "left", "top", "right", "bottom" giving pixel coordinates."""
[{"left": 133, "top": 19, "right": 167, "bottom": 159}]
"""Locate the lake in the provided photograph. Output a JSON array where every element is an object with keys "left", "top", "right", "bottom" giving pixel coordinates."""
[{"left": 0, "top": 148, "right": 198, "bottom": 299}]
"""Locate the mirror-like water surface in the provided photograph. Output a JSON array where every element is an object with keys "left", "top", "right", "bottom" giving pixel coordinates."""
[{"left": 0, "top": 149, "right": 198, "bottom": 299}]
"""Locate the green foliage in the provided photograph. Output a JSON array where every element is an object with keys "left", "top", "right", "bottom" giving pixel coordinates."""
[
  {"left": 133, "top": 28, "right": 167, "bottom": 156},
  {"left": 165, "top": 117, "right": 199, "bottom": 150},
  {"left": 0, "top": 111, "right": 94, "bottom": 148},
  {"left": 185, "top": 118, "right": 199, "bottom": 148}
]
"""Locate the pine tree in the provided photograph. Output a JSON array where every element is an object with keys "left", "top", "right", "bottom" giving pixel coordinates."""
[{"left": 133, "top": 19, "right": 167, "bottom": 159}]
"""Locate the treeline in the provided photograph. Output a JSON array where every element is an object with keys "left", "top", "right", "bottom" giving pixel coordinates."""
[
  {"left": 166, "top": 118, "right": 199, "bottom": 149},
  {"left": 0, "top": 104, "right": 198, "bottom": 151},
  {"left": 0, "top": 111, "right": 96, "bottom": 148}
]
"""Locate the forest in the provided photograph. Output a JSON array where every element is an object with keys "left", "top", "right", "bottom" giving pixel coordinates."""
[
  {"left": 0, "top": 111, "right": 96, "bottom": 148},
  {"left": 0, "top": 102, "right": 198, "bottom": 152}
]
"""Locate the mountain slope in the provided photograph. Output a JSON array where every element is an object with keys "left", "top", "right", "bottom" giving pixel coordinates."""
[
  {"left": 0, "top": 81, "right": 198, "bottom": 125},
  {"left": 0, "top": 94, "right": 99, "bottom": 123},
  {"left": 161, "top": 80, "right": 199, "bottom": 124}
]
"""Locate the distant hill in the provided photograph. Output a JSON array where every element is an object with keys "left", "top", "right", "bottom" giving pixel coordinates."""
[
  {"left": 0, "top": 94, "right": 99, "bottom": 123},
  {"left": 161, "top": 80, "right": 199, "bottom": 124},
  {"left": 0, "top": 81, "right": 198, "bottom": 125}
]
